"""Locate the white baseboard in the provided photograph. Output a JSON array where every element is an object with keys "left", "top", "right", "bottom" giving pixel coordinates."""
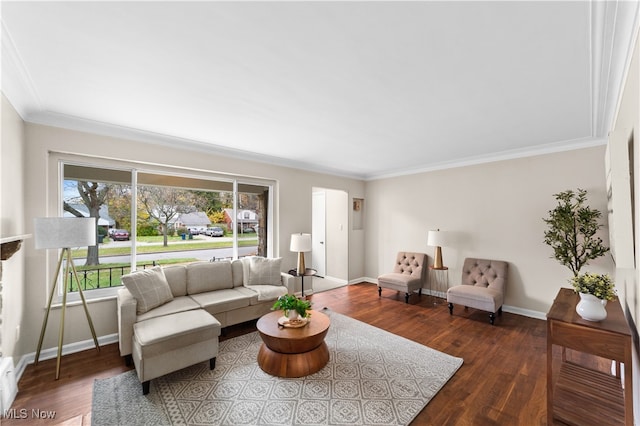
[
  {"left": 501, "top": 305, "right": 546, "bottom": 320},
  {"left": 14, "top": 333, "right": 119, "bottom": 387},
  {"left": 322, "top": 275, "right": 349, "bottom": 285},
  {"left": 359, "top": 279, "right": 547, "bottom": 320}
]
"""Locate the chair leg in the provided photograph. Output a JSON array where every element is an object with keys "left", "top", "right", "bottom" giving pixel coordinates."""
[
  {"left": 210, "top": 357, "right": 216, "bottom": 370},
  {"left": 378, "top": 287, "right": 382, "bottom": 297},
  {"left": 448, "top": 303, "right": 453, "bottom": 315},
  {"left": 405, "top": 293, "right": 409, "bottom": 303},
  {"left": 418, "top": 288, "right": 422, "bottom": 296},
  {"left": 489, "top": 312, "right": 496, "bottom": 325},
  {"left": 498, "top": 306, "right": 503, "bottom": 316},
  {"left": 124, "top": 355, "right": 132, "bottom": 367},
  {"left": 142, "top": 380, "right": 150, "bottom": 395}
]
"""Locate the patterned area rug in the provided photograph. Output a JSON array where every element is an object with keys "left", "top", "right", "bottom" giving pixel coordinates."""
[{"left": 92, "top": 310, "right": 462, "bottom": 425}]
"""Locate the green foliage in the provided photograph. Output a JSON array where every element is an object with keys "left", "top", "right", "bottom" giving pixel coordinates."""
[
  {"left": 97, "top": 226, "right": 108, "bottom": 236},
  {"left": 176, "top": 227, "right": 188, "bottom": 236},
  {"left": 209, "top": 211, "right": 226, "bottom": 225},
  {"left": 543, "top": 189, "right": 609, "bottom": 276},
  {"left": 271, "top": 294, "right": 312, "bottom": 318},
  {"left": 193, "top": 191, "right": 226, "bottom": 216},
  {"left": 570, "top": 273, "right": 616, "bottom": 300},
  {"left": 137, "top": 224, "right": 159, "bottom": 236}
]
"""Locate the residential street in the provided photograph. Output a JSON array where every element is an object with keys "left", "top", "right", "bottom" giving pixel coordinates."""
[{"left": 76, "top": 236, "right": 258, "bottom": 265}]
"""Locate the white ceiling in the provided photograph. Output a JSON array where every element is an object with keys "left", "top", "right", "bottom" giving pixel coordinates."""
[{"left": 1, "top": 1, "right": 638, "bottom": 180}]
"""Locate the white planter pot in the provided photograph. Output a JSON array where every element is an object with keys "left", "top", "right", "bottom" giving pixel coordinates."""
[
  {"left": 286, "top": 310, "right": 299, "bottom": 321},
  {"left": 576, "top": 292, "right": 607, "bottom": 322}
]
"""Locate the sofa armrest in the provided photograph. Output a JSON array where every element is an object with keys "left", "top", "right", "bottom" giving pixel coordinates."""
[
  {"left": 117, "top": 287, "right": 137, "bottom": 357},
  {"left": 280, "top": 272, "right": 297, "bottom": 294}
]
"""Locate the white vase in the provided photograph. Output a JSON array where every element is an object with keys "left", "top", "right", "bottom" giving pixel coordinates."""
[
  {"left": 287, "top": 310, "right": 299, "bottom": 321},
  {"left": 576, "top": 293, "right": 607, "bottom": 321}
]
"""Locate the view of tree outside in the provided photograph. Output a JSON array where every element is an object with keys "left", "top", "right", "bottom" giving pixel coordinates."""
[
  {"left": 63, "top": 181, "right": 111, "bottom": 265},
  {"left": 60, "top": 166, "right": 268, "bottom": 293},
  {"left": 138, "top": 186, "right": 203, "bottom": 247}
]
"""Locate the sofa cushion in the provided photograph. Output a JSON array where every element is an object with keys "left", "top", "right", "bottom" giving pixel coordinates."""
[
  {"left": 231, "top": 259, "right": 244, "bottom": 288},
  {"left": 162, "top": 265, "right": 187, "bottom": 297},
  {"left": 136, "top": 295, "right": 201, "bottom": 322},
  {"left": 237, "top": 285, "right": 288, "bottom": 303},
  {"left": 122, "top": 266, "right": 174, "bottom": 314},
  {"left": 133, "top": 309, "right": 221, "bottom": 357},
  {"left": 242, "top": 256, "right": 283, "bottom": 286},
  {"left": 186, "top": 261, "right": 233, "bottom": 294},
  {"left": 189, "top": 288, "right": 251, "bottom": 314}
]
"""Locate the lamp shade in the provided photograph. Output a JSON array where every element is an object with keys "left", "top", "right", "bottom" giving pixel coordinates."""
[
  {"left": 427, "top": 230, "right": 447, "bottom": 247},
  {"left": 290, "top": 233, "right": 312, "bottom": 252},
  {"left": 34, "top": 217, "right": 97, "bottom": 249}
]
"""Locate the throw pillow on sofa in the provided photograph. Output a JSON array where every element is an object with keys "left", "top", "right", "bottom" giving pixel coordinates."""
[
  {"left": 241, "top": 256, "right": 287, "bottom": 301},
  {"left": 122, "top": 266, "right": 174, "bottom": 314},
  {"left": 242, "top": 256, "right": 283, "bottom": 286}
]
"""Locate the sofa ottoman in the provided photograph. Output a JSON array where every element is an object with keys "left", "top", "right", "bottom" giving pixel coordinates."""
[{"left": 132, "top": 309, "right": 221, "bottom": 394}]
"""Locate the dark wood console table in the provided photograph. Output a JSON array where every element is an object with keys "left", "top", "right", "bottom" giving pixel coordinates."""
[{"left": 546, "top": 288, "right": 633, "bottom": 425}]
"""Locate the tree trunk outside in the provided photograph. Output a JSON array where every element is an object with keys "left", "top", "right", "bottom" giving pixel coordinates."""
[
  {"left": 257, "top": 190, "right": 267, "bottom": 257},
  {"left": 86, "top": 208, "right": 100, "bottom": 266},
  {"left": 162, "top": 222, "right": 169, "bottom": 247}
]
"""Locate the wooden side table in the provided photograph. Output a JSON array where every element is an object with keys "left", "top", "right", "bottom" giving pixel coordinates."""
[
  {"left": 546, "top": 288, "right": 633, "bottom": 425},
  {"left": 256, "top": 310, "right": 330, "bottom": 378}
]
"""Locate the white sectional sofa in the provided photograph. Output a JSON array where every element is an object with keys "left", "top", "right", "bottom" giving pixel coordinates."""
[{"left": 117, "top": 257, "right": 295, "bottom": 393}]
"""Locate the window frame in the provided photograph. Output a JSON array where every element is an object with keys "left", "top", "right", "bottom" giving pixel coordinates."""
[{"left": 48, "top": 153, "right": 276, "bottom": 304}]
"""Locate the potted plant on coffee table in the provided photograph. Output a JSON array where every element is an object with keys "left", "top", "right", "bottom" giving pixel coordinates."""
[{"left": 272, "top": 294, "right": 312, "bottom": 321}]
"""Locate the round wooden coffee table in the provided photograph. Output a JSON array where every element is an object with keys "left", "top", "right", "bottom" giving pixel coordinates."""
[{"left": 256, "top": 309, "right": 330, "bottom": 378}]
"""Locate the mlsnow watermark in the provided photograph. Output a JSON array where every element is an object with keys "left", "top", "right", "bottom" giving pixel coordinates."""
[{"left": 3, "top": 408, "right": 57, "bottom": 420}]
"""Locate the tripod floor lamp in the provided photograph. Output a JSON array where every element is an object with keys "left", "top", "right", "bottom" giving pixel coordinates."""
[{"left": 33, "top": 217, "right": 100, "bottom": 379}]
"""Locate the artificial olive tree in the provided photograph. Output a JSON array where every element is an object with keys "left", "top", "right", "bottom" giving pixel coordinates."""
[{"left": 543, "top": 189, "right": 609, "bottom": 277}]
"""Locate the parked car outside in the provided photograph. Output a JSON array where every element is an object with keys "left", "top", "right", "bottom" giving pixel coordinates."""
[
  {"left": 205, "top": 227, "right": 224, "bottom": 237},
  {"left": 188, "top": 227, "right": 207, "bottom": 235},
  {"left": 111, "top": 229, "right": 130, "bottom": 241}
]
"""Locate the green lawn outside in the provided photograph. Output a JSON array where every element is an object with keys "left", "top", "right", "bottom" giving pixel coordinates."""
[
  {"left": 71, "top": 238, "right": 258, "bottom": 258},
  {"left": 66, "top": 236, "right": 258, "bottom": 290}
]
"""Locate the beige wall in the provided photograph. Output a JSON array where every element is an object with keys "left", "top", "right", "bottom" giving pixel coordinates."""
[
  {"left": 608, "top": 33, "right": 639, "bottom": 422},
  {"left": 365, "top": 146, "right": 613, "bottom": 315},
  {"left": 1, "top": 95, "right": 26, "bottom": 362},
  {"left": 18, "top": 122, "right": 365, "bottom": 358}
]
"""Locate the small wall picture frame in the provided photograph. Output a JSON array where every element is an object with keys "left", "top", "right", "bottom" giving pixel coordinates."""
[{"left": 353, "top": 199, "right": 362, "bottom": 211}]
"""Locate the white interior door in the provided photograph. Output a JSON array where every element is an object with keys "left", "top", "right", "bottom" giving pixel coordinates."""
[{"left": 312, "top": 190, "right": 326, "bottom": 277}]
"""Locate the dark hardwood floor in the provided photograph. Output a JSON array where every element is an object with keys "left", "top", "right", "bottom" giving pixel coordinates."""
[{"left": 4, "top": 283, "right": 610, "bottom": 425}]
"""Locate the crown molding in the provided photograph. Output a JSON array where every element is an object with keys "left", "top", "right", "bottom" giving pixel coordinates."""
[
  {"left": 364, "top": 137, "right": 607, "bottom": 181},
  {"left": 1, "top": 19, "right": 42, "bottom": 118},
  {"left": 590, "top": 0, "right": 640, "bottom": 138},
  {"left": 24, "top": 111, "right": 366, "bottom": 180},
  {"left": 27, "top": 110, "right": 609, "bottom": 183}
]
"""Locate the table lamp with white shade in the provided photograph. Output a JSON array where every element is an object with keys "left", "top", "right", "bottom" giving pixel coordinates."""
[
  {"left": 427, "top": 229, "right": 448, "bottom": 269},
  {"left": 290, "top": 233, "right": 312, "bottom": 275},
  {"left": 33, "top": 217, "right": 100, "bottom": 380}
]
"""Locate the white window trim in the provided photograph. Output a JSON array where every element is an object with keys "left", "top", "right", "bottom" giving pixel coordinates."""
[{"left": 47, "top": 152, "right": 276, "bottom": 304}]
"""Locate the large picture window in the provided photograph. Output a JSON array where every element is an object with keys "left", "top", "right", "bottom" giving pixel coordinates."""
[{"left": 60, "top": 162, "right": 273, "bottom": 297}]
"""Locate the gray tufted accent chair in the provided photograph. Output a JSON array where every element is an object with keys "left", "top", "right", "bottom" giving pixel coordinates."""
[
  {"left": 377, "top": 252, "right": 427, "bottom": 303},
  {"left": 447, "top": 257, "right": 508, "bottom": 325}
]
